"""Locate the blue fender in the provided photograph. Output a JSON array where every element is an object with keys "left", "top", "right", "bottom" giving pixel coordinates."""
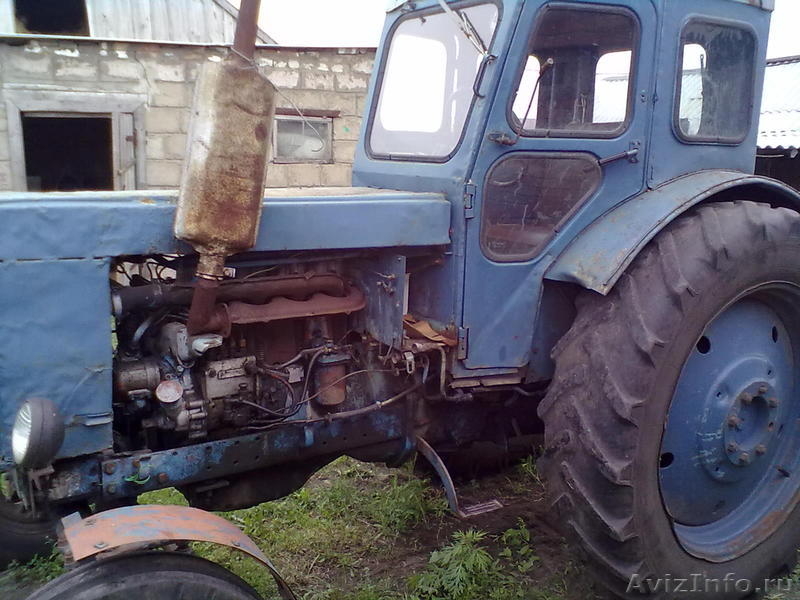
[
  {"left": 545, "top": 170, "right": 800, "bottom": 295},
  {"left": 60, "top": 505, "right": 297, "bottom": 599}
]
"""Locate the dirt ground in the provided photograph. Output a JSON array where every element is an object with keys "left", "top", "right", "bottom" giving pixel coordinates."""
[{"left": 361, "top": 464, "right": 589, "bottom": 597}]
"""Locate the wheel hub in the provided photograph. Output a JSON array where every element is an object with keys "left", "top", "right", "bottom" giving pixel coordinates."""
[
  {"left": 696, "top": 377, "right": 782, "bottom": 485},
  {"left": 659, "top": 294, "right": 800, "bottom": 561},
  {"left": 720, "top": 383, "right": 779, "bottom": 469}
]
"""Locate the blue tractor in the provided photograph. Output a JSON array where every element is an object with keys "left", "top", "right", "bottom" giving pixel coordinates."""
[{"left": 1, "top": 0, "right": 795, "bottom": 597}]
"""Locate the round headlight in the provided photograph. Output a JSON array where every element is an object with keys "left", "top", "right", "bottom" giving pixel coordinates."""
[
  {"left": 11, "top": 398, "right": 65, "bottom": 469},
  {"left": 11, "top": 401, "right": 33, "bottom": 464}
]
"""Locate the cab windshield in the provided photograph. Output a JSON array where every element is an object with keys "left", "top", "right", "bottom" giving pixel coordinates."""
[{"left": 369, "top": 2, "right": 499, "bottom": 160}]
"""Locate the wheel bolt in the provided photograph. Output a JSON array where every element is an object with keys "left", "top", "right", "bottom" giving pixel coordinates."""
[
  {"left": 756, "top": 444, "right": 767, "bottom": 455},
  {"left": 768, "top": 398, "right": 779, "bottom": 408},
  {"left": 740, "top": 393, "right": 753, "bottom": 405},
  {"left": 727, "top": 442, "right": 739, "bottom": 453},
  {"left": 738, "top": 452, "right": 751, "bottom": 465},
  {"left": 759, "top": 385, "right": 769, "bottom": 395},
  {"left": 727, "top": 415, "right": 742, "bottom": 428}
]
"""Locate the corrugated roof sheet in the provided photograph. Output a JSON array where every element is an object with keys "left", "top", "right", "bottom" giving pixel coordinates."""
[
  {"left": 759, "top": 55, "right": 800, "bottom": 151},
  {"left": 0, "top": 0, "right": 276, "bottom": 45}
]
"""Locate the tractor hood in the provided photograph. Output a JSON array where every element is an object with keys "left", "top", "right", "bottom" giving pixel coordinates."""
[{"left": 0, "top": 187, "right": 451, "bottom": 261}]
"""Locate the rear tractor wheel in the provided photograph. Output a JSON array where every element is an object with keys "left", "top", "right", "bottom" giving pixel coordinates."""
[{"left": 540, "top": 201, "right": 800, "bottom": 598}]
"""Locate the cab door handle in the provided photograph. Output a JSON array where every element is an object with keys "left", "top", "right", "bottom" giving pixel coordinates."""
[{"left": 598, "top": 141, "right": 641, "bottom": 166}]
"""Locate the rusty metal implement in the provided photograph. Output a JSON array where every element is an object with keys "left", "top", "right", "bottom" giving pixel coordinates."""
[
  {"left": 61, "top": 505, "right": 297, "bottom": 600},
  {"left": 175, "top": 0, "right": 276, "bottom": 333},
  {"left": 415, "top": 436, "right": 503, "bottom": 519}
]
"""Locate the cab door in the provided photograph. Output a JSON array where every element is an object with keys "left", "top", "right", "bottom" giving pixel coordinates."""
[{"left": 460, "top": 0, "right": 658, "bottom": 372}]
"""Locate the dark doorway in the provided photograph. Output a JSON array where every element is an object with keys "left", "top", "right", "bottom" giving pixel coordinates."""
[
  {"left": 756, "top": 152, "right": 800, "bottom": 193},
  {"left": 14, "top": 0, "right": 89, "bottom": 36},
  {"left": 22, "top": 115, "right": 114, "bottom": 191}
]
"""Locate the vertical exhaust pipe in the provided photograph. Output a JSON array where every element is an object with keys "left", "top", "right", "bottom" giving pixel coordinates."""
[
  {"left": 175, "top": 0, "right": 276, "bottom": 334},
  {"left": 232, "top": 0, "right": 261, "bottom": 61}
]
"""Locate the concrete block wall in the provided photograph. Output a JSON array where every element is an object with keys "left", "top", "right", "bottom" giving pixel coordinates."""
[
  {"left": 0, "top": 39, "right": 376, "bottom": 191},
  {"left": 255, "top": 49, "right": 372, "bottom": 188}
]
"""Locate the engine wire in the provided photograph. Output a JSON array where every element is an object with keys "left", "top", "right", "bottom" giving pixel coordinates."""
[
  {"left": 229, "top": 398, "right": 301, "bottom": 419},
  {"left": 260, "top": 370, "right": 297, "bottom": 409},
  {"left": 302, "top": 369, "right": 394, "bottom": 403},
  {"left": 298, "top": 346, "right": 328, "bottom": 406},
  {"left": 242, "top": 360, "right": 398, "bottom": 422},
  {"left": 242, "top": 381, "right": 422, "bottom": 432}
]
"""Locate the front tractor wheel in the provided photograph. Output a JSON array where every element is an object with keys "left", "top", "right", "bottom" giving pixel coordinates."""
[
  {"left": 26, "top": 552, "right": 263, "bottom": 600},
  {"left": 0, "top": 494, "right": 57, "bottom": 569},
  {"left": 539, "top": 201, "right": 800, "bottom": 598}
]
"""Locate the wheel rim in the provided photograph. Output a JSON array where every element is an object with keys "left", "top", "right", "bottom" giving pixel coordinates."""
[{"left": 659, "top": 284, "right": 800, "bottom": 562}]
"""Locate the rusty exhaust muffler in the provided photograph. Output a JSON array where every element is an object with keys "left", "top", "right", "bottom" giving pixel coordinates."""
[{"left": 175, "top": 0, "right": 276, "bottom": 334}]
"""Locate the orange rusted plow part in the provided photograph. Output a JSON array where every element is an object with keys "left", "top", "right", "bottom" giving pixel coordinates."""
[{"left": 61, "top": 504, "right": 297, "bottom": 600}]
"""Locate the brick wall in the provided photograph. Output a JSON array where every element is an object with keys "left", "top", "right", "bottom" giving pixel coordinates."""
[{"left": 0, "top": 39, "right": 376, "bottom": 191}]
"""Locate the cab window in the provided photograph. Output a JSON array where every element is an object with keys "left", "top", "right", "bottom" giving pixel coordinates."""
[
  {"left": 511, "top": 5, "right": 638, "bottom": 138},
  {"left": 675, "top": 20, "right": 756, "bottom": 143}
]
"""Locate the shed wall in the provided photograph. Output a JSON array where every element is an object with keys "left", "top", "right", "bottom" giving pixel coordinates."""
[
  {"left": 0, "top": 0, "right": 274, "bottom": 44},
  {"left": 0, "top": 39, "right": 375, "bottom": 191}
]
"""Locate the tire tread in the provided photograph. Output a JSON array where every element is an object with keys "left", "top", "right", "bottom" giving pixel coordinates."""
[{"left": 538, "top": 201, "right": 800, "bottom": 598}]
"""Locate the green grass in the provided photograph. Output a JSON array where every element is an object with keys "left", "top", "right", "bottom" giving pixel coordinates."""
[
  {"left": 12, "top": 454, "right": 800, "bottom": 600},
  {"left": 4, "top": 549, "right": 64, "bottom": 585},
  {"left": 5, "top": 456, "right": 591, "bottom": 600},
  {"left": 406, "top": 523, "right": 578, "bottom": 600},
  {"left": 766, "top": 560, "right": 800, "bottom": 599},
  {"left": 141, "top": 458, "right": 452, "bottom": 598}
]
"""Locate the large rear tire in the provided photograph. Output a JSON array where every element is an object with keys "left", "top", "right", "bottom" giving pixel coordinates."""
[
  {"left": 539, "top": 201, "right": 800, "bottom": 598},
  {"left": 26, "top": 552, "right": 263, "bottom": 600}
]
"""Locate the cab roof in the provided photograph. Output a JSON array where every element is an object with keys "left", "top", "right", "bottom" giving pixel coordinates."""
[{"left": 387, "top": 0, "right": 774, "bottom": 11}]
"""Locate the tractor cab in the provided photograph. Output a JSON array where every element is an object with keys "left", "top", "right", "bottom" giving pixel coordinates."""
[{"left": 354, "top": 0, "right": 772, "bottom": 378}]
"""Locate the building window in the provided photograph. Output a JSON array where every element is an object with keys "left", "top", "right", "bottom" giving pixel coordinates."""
[
  {"left": 14, "top": 0, "right": 89, "bottom": 36},
  {"left": 22, "top": 115, "right": 113, "bottom": 191},
  {"left": 675, "top": 20, "right": 756, "bottom": 144},
  {"left": 273, "top": 115, "right": 333, "bottom": 163},
  {"left": 5, "top": 90, "right": 145, "bottom": 191}
]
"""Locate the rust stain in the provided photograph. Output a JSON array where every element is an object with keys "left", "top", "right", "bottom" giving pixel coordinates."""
[
  {"left": 63, "top": 505, "right": 297, "bottom": 599},
  {"left": 175, "top": 59, "right": 276, "bottom": 258},
  {"left": 316, "top": 362, "right": 347, "bottom": 406},
  {"left": 113, "top": 273, "right": 348, "bottom": 315},
  {"left": 403, "top": 315, "right": 457, "bottom": 347},
  {"left": 205, "top": 286, "right": 366, "bottom": 335}
]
